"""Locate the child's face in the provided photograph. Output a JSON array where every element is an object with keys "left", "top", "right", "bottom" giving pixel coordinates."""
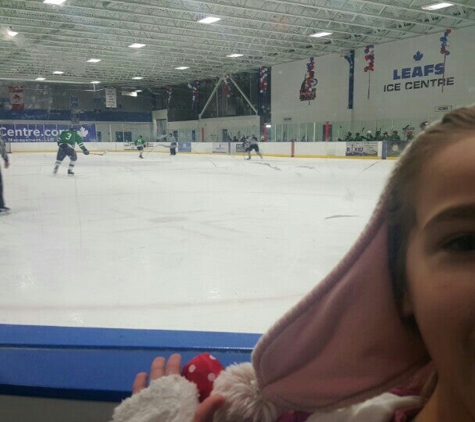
[{"left": 405, "top": 134, "right": 475, "bottom": 412}]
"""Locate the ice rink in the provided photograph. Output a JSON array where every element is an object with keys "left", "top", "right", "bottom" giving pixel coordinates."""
[{"left": 0, "top": 151, "right": 395, "bottom": 334}]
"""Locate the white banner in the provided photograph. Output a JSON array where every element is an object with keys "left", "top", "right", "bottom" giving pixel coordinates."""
[
  {"left": 212, "top": 142, "right": 229, "bottom": 154},
  {"left": 230, "top": 142, "right": 246, "bottom": 153},
  {"left": 105, "top": 88, "right": 117, "bottom": 108},
  {"left": 8, "top": 86, "right": 24, "bottom": 110}
]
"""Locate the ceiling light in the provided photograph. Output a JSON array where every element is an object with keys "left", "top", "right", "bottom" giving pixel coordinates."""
[
  {"left": 309, "top": 31, "right": 333, "bottom": 38},
  {"left": 421, "top": 2, "right": 454, "bottom": 10},
  {"left": 87, "top": 58, "right": 101, "bottom": 63},
  {"left": 226, "top": 53, "right": 244, "bottom": 58},
  {"left": 7, "top": 27, "right": 18, "bottom": 37},
  {"left": 265, "top": 124, "right": 272, "bottom": 128},
  {"left": 198, "top": 16, "right": 221, "bottom": 24},
  {"left": 128, "top": 43, "right": 146, "bottom": 48},
  {"left": 91, "top": 81, "right": 100, "bottom": 84},
  {"left": 122, "top": 90, "right": 138, "bottom": 97},
  {"left": 175, "top": 66, "right": 190, "bottom": 70},
  {"left": 53, "top": 71, "right": 64, "bottom": 75},
  {"left": 35, "top": 77, "right": 46, "bottom": 81},
  {"left": 132, "top": 76, "right": 143, "bottom": 80},
  {"left": 43, "top": 0, "right": 67, "bottom": 4}
]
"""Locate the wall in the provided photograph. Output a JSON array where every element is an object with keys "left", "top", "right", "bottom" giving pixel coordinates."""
[
  {"left": 0, "top": 396, "right": 116, "bottom": 422},
  {"left": 0, "top": 82, "right": 153, "bottom": 113},
  {"left": 271, "top": 26, "right": 475, "bottom": 135},
  {"left": 1, "top": 121, "right": 153, "bottom": 144},
  {"left": 152, "top": 109, "right": 168, "bottom": 140},
  {"left": 10, "top": 140, "right": 396, "bottom": 159},
  {"left": 167, "top": 115, "right": 260, "bottom": 142}
]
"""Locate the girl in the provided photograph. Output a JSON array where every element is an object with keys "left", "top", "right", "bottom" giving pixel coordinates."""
[{"left": 114, "top": 105, "right": 475, "bottom": 422}]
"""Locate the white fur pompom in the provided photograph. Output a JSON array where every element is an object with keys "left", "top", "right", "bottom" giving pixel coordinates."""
[
  {"left": 111, "top": 375, "right": 199, "bottom": 422},
  {"left": 211, "top": 363, "right": 283, "bottom": 422}
]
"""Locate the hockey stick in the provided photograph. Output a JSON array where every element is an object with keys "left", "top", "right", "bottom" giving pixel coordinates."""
[
  {"left": 89, "top": 150, "right": 108, "bottom": 156},
  {"left": 146, "top": 143, "right": 170, "bottom": 155}
]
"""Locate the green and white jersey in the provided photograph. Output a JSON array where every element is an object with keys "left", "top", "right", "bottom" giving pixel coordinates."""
[
  {"left": 134, "top": 137, "right": 146, "bottom": 147},
  {"left": 59, "top": 130, "right": 87, "bottom": 151}
]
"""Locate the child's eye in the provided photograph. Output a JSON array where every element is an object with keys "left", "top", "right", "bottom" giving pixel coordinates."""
[{"left": 443, "top": 234, "right": 475, "bottom": 252}]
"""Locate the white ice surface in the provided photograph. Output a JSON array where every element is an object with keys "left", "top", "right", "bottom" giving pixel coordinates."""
[{"left": 0, "top": 152, "right": 395, "bottom": 333}]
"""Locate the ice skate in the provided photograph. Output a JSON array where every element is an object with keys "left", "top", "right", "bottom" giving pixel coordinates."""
[
  {"left": 0, "top": 206, "right": 10, "bottom": 215},
  {"left": 68, "top": 170, "right": 75, "bottom": 176}
]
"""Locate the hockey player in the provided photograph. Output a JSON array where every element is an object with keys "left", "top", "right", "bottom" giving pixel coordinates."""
[
  {"left": 244, "top": 135, "right": 263, "bottom": 160},
  {"left": 167, "top": 133, "right": 177, "bottom": 156},
  {"left": 53, "top": 126, "right": 89, "bottom": 176},
  {"left": 0, "top": 138, "right": 10, "bottom": 214},
  {"left": 354, "top": 132, "right": 364, "bottom": 142},
  {"left": 363, "top": 130, "right": 374, "bottom": 141},
  {"left": 134, "top": 135, "right": 146, "bottom": 159},
  {"left": 390, "top": 130, "right": 401, "bottom": 141},
  {"left": 344, "top": 132, "right": 354, "bottom": 142}
]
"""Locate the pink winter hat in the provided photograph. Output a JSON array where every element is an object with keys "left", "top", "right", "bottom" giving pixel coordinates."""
[{"left": 252, "top": 194, "right": 430, "bottom": 413}]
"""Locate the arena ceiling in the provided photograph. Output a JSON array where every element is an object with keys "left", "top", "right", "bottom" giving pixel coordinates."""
[{"left": 0, "top": 0, "right": 474, "bottom": 88}]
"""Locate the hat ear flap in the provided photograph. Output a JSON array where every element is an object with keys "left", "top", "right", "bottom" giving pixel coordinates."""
[{"left": 252, "top": 205, "right": 429, "bottom": 413}]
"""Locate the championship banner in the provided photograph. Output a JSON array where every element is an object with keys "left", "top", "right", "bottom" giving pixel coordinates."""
[
  {"left": 8, "top": 86, "right": 24, "bottom": 110},
  {"left": 105, "top": 88, "right": 117, "bottom": 108},
  {"left": 0, "top": 123, "right": 97, "bottom": 142},
  {"left": 346, "top": 141, "right": 378, "bottom": 157}
]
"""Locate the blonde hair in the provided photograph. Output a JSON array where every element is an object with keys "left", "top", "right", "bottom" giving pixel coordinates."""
[
  {"left": 384, "top": 105, "right": 475, "bottom": 399},
  {"left": 385, "top": 105, "right": 475, "bottom": 310}
]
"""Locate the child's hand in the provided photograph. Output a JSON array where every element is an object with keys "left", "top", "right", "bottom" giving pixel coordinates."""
[
  {"left": 131, "top": 353, "right": 225, "bottom": 421},
  {"left": 132, "top": 354, "right": 182, "bottom": 394}
]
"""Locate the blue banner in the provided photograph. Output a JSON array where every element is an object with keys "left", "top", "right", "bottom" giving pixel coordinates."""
[
  {"left": 0, "top": 123, "right": 97, "bottom": 142},
  {"left": 178, "top": 142, "right": 192, "bottom": 152}
]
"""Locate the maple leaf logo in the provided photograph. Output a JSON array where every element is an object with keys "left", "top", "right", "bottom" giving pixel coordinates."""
[
  {"left": 77, "top": 126, "right": 89, "bottom": 138},
  {"left": 413, "top": 51, "right": 423, "bottom": 61}
]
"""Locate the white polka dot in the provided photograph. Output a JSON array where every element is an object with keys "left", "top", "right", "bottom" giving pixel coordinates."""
[
  {"left": 189, "top": 365, "right": 196, "bottom": 373},
  {"left": 209, "top": 355, "right": 216, "bottom": 360},
  {"left": 208, "top": 373, "right": 217, "bottom": 382}
]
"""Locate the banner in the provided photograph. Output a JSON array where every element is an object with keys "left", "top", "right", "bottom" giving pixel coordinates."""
[
  {"left": 123, "top": 142, "right": 137, "bottom": 150},
  {"left": 8, "top": 86, "right": 24, "bottom": 110},
  {"left": 212, "top": 142, "right": 228, "bottom": 154},
  {"left": 230, "top": 143, "right": 246, "bottom": 154},
  {"left": 0, "top": 123, "right": 97, "bottom": 142},
  {"left": 387, "top": 140, "right": 409, "bottom": 157},
  {"left": 105, "top": 88, "right": 117, "bottom": 108},
  {"left": 70, "top": 95, "right": 79, "bottom": 109},
  {"left": 346, "top": 141, "right": 378, "bottom": 157},
  {"left": 178, "top": 142, "right": 191, "bottom": 152}
]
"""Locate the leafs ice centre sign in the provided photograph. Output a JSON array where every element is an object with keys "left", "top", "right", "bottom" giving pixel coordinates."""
[
  {"left": 383, "top": 63, "right": 455, "bottom": 92},
  {"left": 0, "top": 124, "right": 97, "bottom": 142}
]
